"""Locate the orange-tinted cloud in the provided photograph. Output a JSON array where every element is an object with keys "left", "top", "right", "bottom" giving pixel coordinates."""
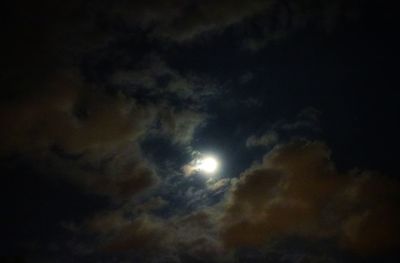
[
  {"left": 0, "top": 63, "right": 211, "bottom": 198},
  {"left": 220, "top": 140, "right": 400, "bottom": 255},
  {"left": 0, "top": 71, "right": 155, "bottom": 155},
  {"left": 0, "top": 71, "right": 160, "bottom": 198}
]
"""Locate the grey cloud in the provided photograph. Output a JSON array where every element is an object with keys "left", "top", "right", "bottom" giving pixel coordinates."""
[
  {"left": 158, "top": 107, "right": 206, "bottom": 144},
  {"left": 281, "top": 107, "right": 322, "bottom": 131},
  {"left": 246, "top": 130, "right": 279, "bottom": 148},
  {"left": 246, "top": 107, "right": 321, "bottom": 149},
  {"left": 111, "top": 55, "right": 218, "bottom": 107}
]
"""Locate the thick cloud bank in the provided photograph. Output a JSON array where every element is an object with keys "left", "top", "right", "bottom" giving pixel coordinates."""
[{"left": 221, "top": 140, "right": 400, "bottom": 255}]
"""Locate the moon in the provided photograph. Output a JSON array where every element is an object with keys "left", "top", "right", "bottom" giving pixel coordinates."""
[{"left": 196, "top": 156, "right": 219, "bottom": 174}]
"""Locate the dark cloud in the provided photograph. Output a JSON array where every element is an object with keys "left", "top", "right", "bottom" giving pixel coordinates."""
[
  {"left": 0, "top": 35, "right": 210, "bottom": 199},
  {"left": 135, "top": 196, "right": 169, "bottom": 213},
  {"left": 242, "top": 0, "right": 362, "bottom": 50},
  {"left": 88, "top": 213, "right": 171, "bottom": 254},
  {"left": 0, "top": 70, "right": 161, "bottom": 198},
  {"left": 112, "top": 0, "right": 272, "bottom": 42},
  {"left": 221, "top": 140, "right": 400, "bottom": 255},
  {"left": 81, "top": 209, "right": 225, "bottom": 262},
  {"left": 113, "top": 0, "right": 360, "bottom": 45},
  {"left": 0, "top": 71, "right": 154, "bottom": 155}
]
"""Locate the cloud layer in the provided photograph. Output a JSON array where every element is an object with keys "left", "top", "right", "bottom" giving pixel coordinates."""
[{"left": 70, "top": 139, "right": 400, "bottom": 260}]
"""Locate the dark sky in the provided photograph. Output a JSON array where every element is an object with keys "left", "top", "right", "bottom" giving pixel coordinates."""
[{"left": 1, "top": 1, "right": 399, "bottom": 262}]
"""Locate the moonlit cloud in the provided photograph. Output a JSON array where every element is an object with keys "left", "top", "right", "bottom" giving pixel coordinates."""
[
  {"left": 246, "top": 130, "right": 279, "bottom": 148},
  {"left": 182, "top": 153, "right": 221, "bottom": 176},
  {"left": 220, "top": 140, "right": 400, "bottom": 255}
]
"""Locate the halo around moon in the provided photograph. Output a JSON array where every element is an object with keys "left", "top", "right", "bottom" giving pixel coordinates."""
[
  {"left": 183, "top": 154, "right": 220, "bottom": 176},
  {"left": 196, "top": 156, "right": 219, "bottom": 174}
]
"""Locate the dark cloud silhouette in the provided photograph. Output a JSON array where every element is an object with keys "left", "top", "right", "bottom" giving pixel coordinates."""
[
  {"left": 242, "top": 0, "right": 362, "bottom": 50},
  {"left": 111, "top": 0, "right": 361, "bottom": 44},
  {"left": 112, "top": 0, "right": 272, "bottom": 42}
]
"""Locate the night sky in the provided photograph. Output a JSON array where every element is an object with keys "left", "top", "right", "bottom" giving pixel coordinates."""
[{"left": 1, "top": 1, "right": 400, "bottom": 262}]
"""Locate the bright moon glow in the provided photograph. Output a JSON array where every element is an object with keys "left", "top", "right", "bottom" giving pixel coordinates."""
[{"left": 196, "top": 156, "right": 219, "bottom": 174}]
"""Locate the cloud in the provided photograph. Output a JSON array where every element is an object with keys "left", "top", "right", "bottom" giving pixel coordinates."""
[
  {"left": 170, "top": 211, "right": 226, "bottom": 261},
  {"left": 207, "top": 178, "right": 231, "bottom": 193},
  {"left": 112, "top": 0, "right": 273, "bottom": 42},
  {"left": 281, "top": 107, "right": 322, "bottom": 131},
  {"left": 242, "top": 0, "right": 362, "bottom": 51},
  {"left": 135, "top": 196, "right": 169, "bottom": 213},
  {"left": 158, "top": 108, "right": 206, "bottom": 144},
  {"left": 83, "top": 208, "right": 225, "bottom": 262},
  {"left": 97, "top": 0, "right": 361, "bottom": 45},
  {"left": 0, "top": 70, "right": 162, "bottom": 198},
  {"left": 220, "top": 140, "right": 400, "bottom": 255},
  {"left": 246, "top": 107, "right": 321, "bottom": 148},
  {"left": 110, "top": 55, "right": 218, "bottom": 107},
  {"left": 90, "top": 213, "right": 171, "bottom": 254},
  {"left": 0, "top": 70, "right": 156, "bottom": 155},
  {"left": 0, "top": 58, "right": 210, "bottom": 197},
  {"left": 246, "top": 130, "right": 279, "bottom": 148}
]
